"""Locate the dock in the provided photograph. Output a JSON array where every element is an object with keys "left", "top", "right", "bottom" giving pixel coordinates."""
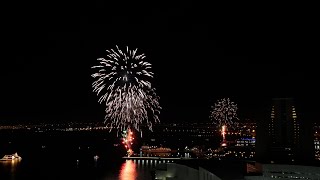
[{"left": 122, "top": 156, "right": 193, "bottom": 166}]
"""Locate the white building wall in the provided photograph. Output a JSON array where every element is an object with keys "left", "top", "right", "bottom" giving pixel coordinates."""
[
  {"left": 155, "top": 163, "right": 199, "bottom": 180},
  {"left": 155, "top": 163, "right": 222, "bottom": 180},
  {"left": 199, "top": 167, "right": 221, "bottom": 180}
]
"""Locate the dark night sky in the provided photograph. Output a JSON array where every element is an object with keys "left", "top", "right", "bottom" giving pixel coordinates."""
[{"left": 0, "top": 1, "right": 318, "bottom": 124}]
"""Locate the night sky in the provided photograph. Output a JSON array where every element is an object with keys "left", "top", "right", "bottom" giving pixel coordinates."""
[{"left": 0, "top": 1, "right": 318, "bottom": 124}]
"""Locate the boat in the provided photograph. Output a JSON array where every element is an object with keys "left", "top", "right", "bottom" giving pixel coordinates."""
[{"left": 0, "top": 152, "right": 22, "bottom": 161}]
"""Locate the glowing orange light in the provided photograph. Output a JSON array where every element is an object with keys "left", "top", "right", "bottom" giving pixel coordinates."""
[
  {"left": 221, "top": 125, "right": 227, "bottom": 141},
  {"left": 121, "top": 128, "right": 134, "bottom": 157},
  {"left": 119, "top": 160, "right": 137, "bottom": 180}
]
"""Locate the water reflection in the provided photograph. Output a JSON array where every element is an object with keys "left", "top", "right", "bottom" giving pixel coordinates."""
[
  {"left": 0, "top": 159, "right": 20, "bottom": 173},
  {"left": 119, "top": 160, "right": 137, "bottom": 180},
  {"left": 0, "top": 159, "right": 21, "bottom": 180}
]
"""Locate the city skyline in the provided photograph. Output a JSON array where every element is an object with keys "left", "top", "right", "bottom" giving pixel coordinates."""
[{"left": 0, "top": 1, "right": 318, "bottom": 125}]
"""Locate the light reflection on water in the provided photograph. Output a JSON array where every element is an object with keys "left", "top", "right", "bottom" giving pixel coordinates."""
[
  {"left": 0, "top": 160, "right": 21, "bottom": 180},
  {"left": 0, "top": 160, "right": 20, "bottom": 173},
  {"left": 119, "top": 160, "right": 137, "bottom": 180},
  {"left": 0, "top": 158, "right": 153, "bottom": 180}
]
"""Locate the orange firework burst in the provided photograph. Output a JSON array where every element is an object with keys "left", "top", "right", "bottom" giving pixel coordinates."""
[{"left": 122, "top": 129, "right": 134, "bottom": 157}]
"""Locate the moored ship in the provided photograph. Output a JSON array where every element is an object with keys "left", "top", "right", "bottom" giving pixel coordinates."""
[{"left": 0, "top": 152, "right": 22, "bottom": 161}]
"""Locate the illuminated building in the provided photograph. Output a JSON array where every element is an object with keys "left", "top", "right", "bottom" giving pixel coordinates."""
[
  {"left": 314, "top": 122, "right": 320, "bottom": 160},
  {"left": 315, "top": 140, "right": 320, "bottom": 150},
  {"left": 207, "top": 137, "right": 256, "bottom": 160},
  {"left": 256, "top": 98, "right": 314, "bottom": 164},
  {"left": 227, "top": 120, "right": 256, "bottom": 139},
  {"left": 140, "top": 122, "right": 219, "bottom": 149},
  {"left": 315, "top": 139, "right": 320, "bottom": 161},
  {"left": 235, "top": 138, "right": 256, "bottom": 147}
]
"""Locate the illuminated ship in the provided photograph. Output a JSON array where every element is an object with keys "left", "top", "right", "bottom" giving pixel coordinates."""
[
  {"left": 0, "top": 152, "right": 22, "bottom": 161},
  {"left": 140, "top": 146, "right": 173, "bottom": 157}
]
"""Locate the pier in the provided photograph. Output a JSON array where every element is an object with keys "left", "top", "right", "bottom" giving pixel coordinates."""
[{"left": 122, "top": 156, "right": 184, "bottom": 166}]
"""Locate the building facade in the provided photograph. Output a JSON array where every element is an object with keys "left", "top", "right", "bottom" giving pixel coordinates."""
[{"left": 256, "top": 98, "right": 314, "bottom": 164}]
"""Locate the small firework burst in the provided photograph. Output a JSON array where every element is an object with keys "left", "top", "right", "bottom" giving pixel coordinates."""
[{"left": 210, "top": 98, "right": 239, "bottom": 129}]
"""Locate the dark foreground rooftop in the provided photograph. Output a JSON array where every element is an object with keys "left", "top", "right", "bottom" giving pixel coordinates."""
[{"left": 175, "top": 159, "right": 248, "bottom": 180}]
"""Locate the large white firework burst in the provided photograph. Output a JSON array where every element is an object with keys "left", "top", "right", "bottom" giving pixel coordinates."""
[
  {"left": 210, "top": 98, "right": 239, "bottom": 129},
  {"left": 91, "top": 45, "right": 161, "bottom": 132}
]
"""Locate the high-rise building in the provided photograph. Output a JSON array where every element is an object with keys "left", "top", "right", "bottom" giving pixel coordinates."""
[
  {"left": 314, "top": 122, "right": 320, "bottom": 160},
  {"left": 269, "top": 98, "right": 299, "bottom": 162},
  {"left": 256, "top": 98, "right": 314, "bottom": 164}
]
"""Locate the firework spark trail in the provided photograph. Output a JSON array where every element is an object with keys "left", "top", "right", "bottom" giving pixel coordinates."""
[
  {"left": 122, "top": 129, "right": 134, "bottom": 157},
  {"left": 91, "top": 46, "right": 161, "bottom": 132},
  {"left": 210, "top": 98, "right": 239, "bottom": 129}
]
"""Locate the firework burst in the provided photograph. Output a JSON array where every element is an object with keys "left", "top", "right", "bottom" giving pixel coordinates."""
[
  {"left": 210, "top": 98, "right": 239, "bottom": 129},
  {"left": 121, "top": 129, "right": 134, "bottom": 157},
  {"left": 91, "top": 45, "right": 161, "bottom": 132}
]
